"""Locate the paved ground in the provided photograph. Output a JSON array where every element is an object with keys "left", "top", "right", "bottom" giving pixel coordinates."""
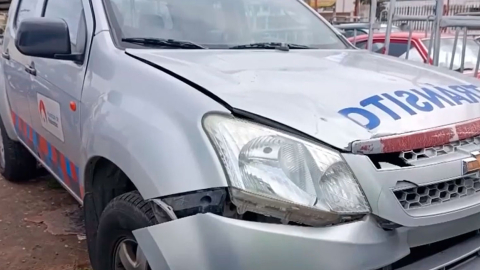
[{"left": 0, "top": 170, "right": 91, "bottom": 270}]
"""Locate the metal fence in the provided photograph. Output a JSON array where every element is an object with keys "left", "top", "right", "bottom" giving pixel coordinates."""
[
  {"left": 393, "top": 2, "right": 480, "bottom": 32},
  {"left": 346, "top": 0, "right": 480, "bottom": 79}
]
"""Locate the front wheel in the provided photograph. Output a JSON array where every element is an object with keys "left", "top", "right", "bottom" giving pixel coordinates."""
[{"left": 96, "top": 191, "right": 159, "bottom": 270}]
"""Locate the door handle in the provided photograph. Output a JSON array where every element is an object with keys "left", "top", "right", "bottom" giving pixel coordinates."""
[
  {"left": 1, "top": 51, "right": 9, "bottom": 60},
  {"left": 25, "top": 64, "right": 36, "bottom": 76}
]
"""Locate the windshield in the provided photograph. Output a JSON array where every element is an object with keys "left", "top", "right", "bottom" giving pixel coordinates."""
[
  {"left": 422, "top": 38, "right": 480, "bottom": 70},
  {"left": 105, "top": 0, "right": 347, "bottom": 49}
]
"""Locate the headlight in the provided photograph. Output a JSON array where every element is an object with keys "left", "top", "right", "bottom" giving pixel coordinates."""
[{"left": 203, "top": 114, "right": 370, "bottom": 226}]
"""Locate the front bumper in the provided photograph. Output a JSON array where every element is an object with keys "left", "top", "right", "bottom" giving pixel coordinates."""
[
  {"left": 134, "top": 213, "right": 480, "bottom": 270},
  {"left": 134, "top": 213, "right": 406, "bottom": 270}
]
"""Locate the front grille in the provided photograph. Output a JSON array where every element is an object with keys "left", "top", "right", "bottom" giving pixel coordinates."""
[
  {"left": 394, "top": 175, "right": 480, "bottom": 210},
  {"left": 399, "top": 136, "right": 480, "bottom": 163}
]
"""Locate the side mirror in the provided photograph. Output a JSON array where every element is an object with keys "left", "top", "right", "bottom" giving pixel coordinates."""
[{"left": 15, "top": 17, "right": 82, "bottom": 62}]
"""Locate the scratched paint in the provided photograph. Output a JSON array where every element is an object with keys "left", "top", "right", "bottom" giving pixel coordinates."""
[{"left": 352, "top": 117, "right": 480, "bottom": 154}]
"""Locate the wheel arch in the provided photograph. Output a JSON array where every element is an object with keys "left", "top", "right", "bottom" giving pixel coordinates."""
[
  {"left": 82, "top": 146, "right": 160, "bottom": 203},
  {"left": 80, "top": 37, "right": 230, "bottom": 202},
  {"left": 83, "top": 155, "right": 136, "bottom": 194},
  {"left": 80, "top": 106, "right": 228, "bottom": 204}
]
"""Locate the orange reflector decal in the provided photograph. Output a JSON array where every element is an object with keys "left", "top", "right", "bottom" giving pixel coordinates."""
[{"left": 463, "top": 151, "right": 480, "bottom": 174}]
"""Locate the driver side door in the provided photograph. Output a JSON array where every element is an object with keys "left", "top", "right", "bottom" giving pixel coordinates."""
[
  {"left": 26, "top": 0, "right": 93, "bottom": 200},
  {"left": 2, "top": 0, "right": 43, "bottom": 147}
]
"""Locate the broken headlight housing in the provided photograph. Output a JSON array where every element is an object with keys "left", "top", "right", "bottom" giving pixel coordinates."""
[{"left": 203, "top": 114, "right": 370, "bottom": 226}]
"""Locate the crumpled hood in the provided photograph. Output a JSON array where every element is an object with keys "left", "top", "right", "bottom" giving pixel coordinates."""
[{"left": 126, "top": 48, "right": 480, "bottom": 151}]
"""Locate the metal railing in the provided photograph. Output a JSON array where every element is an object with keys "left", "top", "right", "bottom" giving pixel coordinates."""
[{"left": 341, "top": 0, "right": 480, "bottom": 79}]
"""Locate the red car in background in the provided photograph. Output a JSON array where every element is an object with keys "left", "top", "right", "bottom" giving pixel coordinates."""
[{"left": 348, "top": 32, "right": 480, "bottom": 77}]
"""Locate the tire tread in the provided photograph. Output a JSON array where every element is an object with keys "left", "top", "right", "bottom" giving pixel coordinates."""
[
  {"left": 95, "top": 191, "right": 161, "bottom": 270},
  {"left": 105, "top": 191, "right": 157, "bottom": 225}
]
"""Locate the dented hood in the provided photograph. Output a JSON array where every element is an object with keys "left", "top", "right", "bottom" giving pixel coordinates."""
[{"left": 127, "top": 49, "right": 480, "bottom": 151}]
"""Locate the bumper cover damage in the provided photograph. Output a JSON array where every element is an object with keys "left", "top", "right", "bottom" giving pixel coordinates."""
[
  {"left": 134, "top": 213, "right": 480, "bottom": 270},
  {"left": 133, "top": 214, "right": 407, "bottom": 270}
]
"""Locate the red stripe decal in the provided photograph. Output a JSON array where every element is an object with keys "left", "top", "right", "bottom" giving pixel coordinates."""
[
  {"left": 60, "top": 155, "right": 70, "bottom": 185},
  {"left": 29, "top": 127, "right": 33, "bottom": 142},
  {"left": 79, "top": 184, "right": 85, "bottom": 200},
  {"left": 51, "top": 148, "right": 58, "bottom": 165},
  {"left": 39, "top": 137, "right": 48, "bottom": 155},
  {"left": 8, "top": 113, "right": 82, "bottom": 198},
  {"left": 10, "top": 112, "right": 15, "bottom": 125},
  {"left": 381, "top": 127, "right": 455, "bottom": 153},
  {"left": 70, "top": 161, "right": 78, "bottom": 182},
  {"left": 22, "top": 120, "right": 27, "bottom": 137},
  {"left": 455, "top": 118, "right": 480, "bottom": 140},
  {"left": 354, "top": 116, "right": 480, "bottom": 154},
  {"left": 18, "top": 118, "right": 23, "bottom": 134}
]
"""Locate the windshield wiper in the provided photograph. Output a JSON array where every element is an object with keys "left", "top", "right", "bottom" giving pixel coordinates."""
[
  {"left": 121, "top": 37, "right": 206, "bottom": 49},
  {"left": 229, "top": 42, "right": 311, "bottom": 51}
]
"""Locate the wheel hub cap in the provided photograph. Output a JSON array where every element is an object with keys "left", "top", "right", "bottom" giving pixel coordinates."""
[{"left": 114, "top": 238, "right": 149, "bottom": 270}]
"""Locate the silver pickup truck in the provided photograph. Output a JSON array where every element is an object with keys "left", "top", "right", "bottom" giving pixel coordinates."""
[{"left": 3, "top": 0, "right": 480, "bottom": 269}]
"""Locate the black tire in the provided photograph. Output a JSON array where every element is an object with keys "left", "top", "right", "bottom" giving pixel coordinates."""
[
  {"left": 95, "top": 191, "right": 162, "bottom": 270},
  {"left": 0, "top": 117, "right": 37, "bottom": 181}
]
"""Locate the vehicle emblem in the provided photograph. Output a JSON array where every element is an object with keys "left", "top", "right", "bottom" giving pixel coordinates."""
[{"left": 462, "top": 151, "right": 480, "bottom": 175}]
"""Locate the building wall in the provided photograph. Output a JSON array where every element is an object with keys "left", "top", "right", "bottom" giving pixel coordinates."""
[{"left": 335, "top": 0, "right": 355, "bottom": 13}]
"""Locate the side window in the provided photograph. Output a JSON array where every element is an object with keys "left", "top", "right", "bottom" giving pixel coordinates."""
[
  {"left": 399, "top": 47, "right": 424, "bottom": 63},
  {"left": 15, "top": 0, "right": 41, "bottom": 27},
  {"left": 354, "top": 41, "right": 383, "bottom": 51},
  {"left": 344, "top": 30, "right": 355, "bottom": 38},
  {"left": 345, "top": 29, "right": 367, "bottom": 38},
  {"left": 387, "top": 42, "right": 410, "bottom": 57},
  {"left": 43, "top": 0, "right": 86, "bottom": 54},
  {"left": 372, "top": 42, "right": 385, "bottom": 53},
  {"left": 355, "top": 41, "right": 367, "bottom": 49}
]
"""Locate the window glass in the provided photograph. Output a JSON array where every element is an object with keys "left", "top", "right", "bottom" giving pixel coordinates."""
[
  {"left": 344, "top": 29, "right": 367, "bottom": 38},
  {"left": 387, "top": 42, "right": 409, "bottom": 57},
  {"left": 372, "top": 42, "right": 384, "bottom": 53},
  {"left": 15, "top": 0, "right": 41, "bottom": 26},
  {"left": 399, "top": 47, "right": 424, "bottom": 63},
  {"left": 368, "top": 42, "right": 410, "bottom": 56},
  {"left": 354, "top": 41, "right": 367, "bottom": 49},
  {"left": 354, "top": 40, "right": 412, "bottom": 58},
  {"left": 354, "top": 41, "right": 383, "bottom": 51},
  {"left": 105, "top": 0, "right": 347, "bottom": 49},
  {"left": 44, "top": 0, "right": 86, "bottom": 53}
]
